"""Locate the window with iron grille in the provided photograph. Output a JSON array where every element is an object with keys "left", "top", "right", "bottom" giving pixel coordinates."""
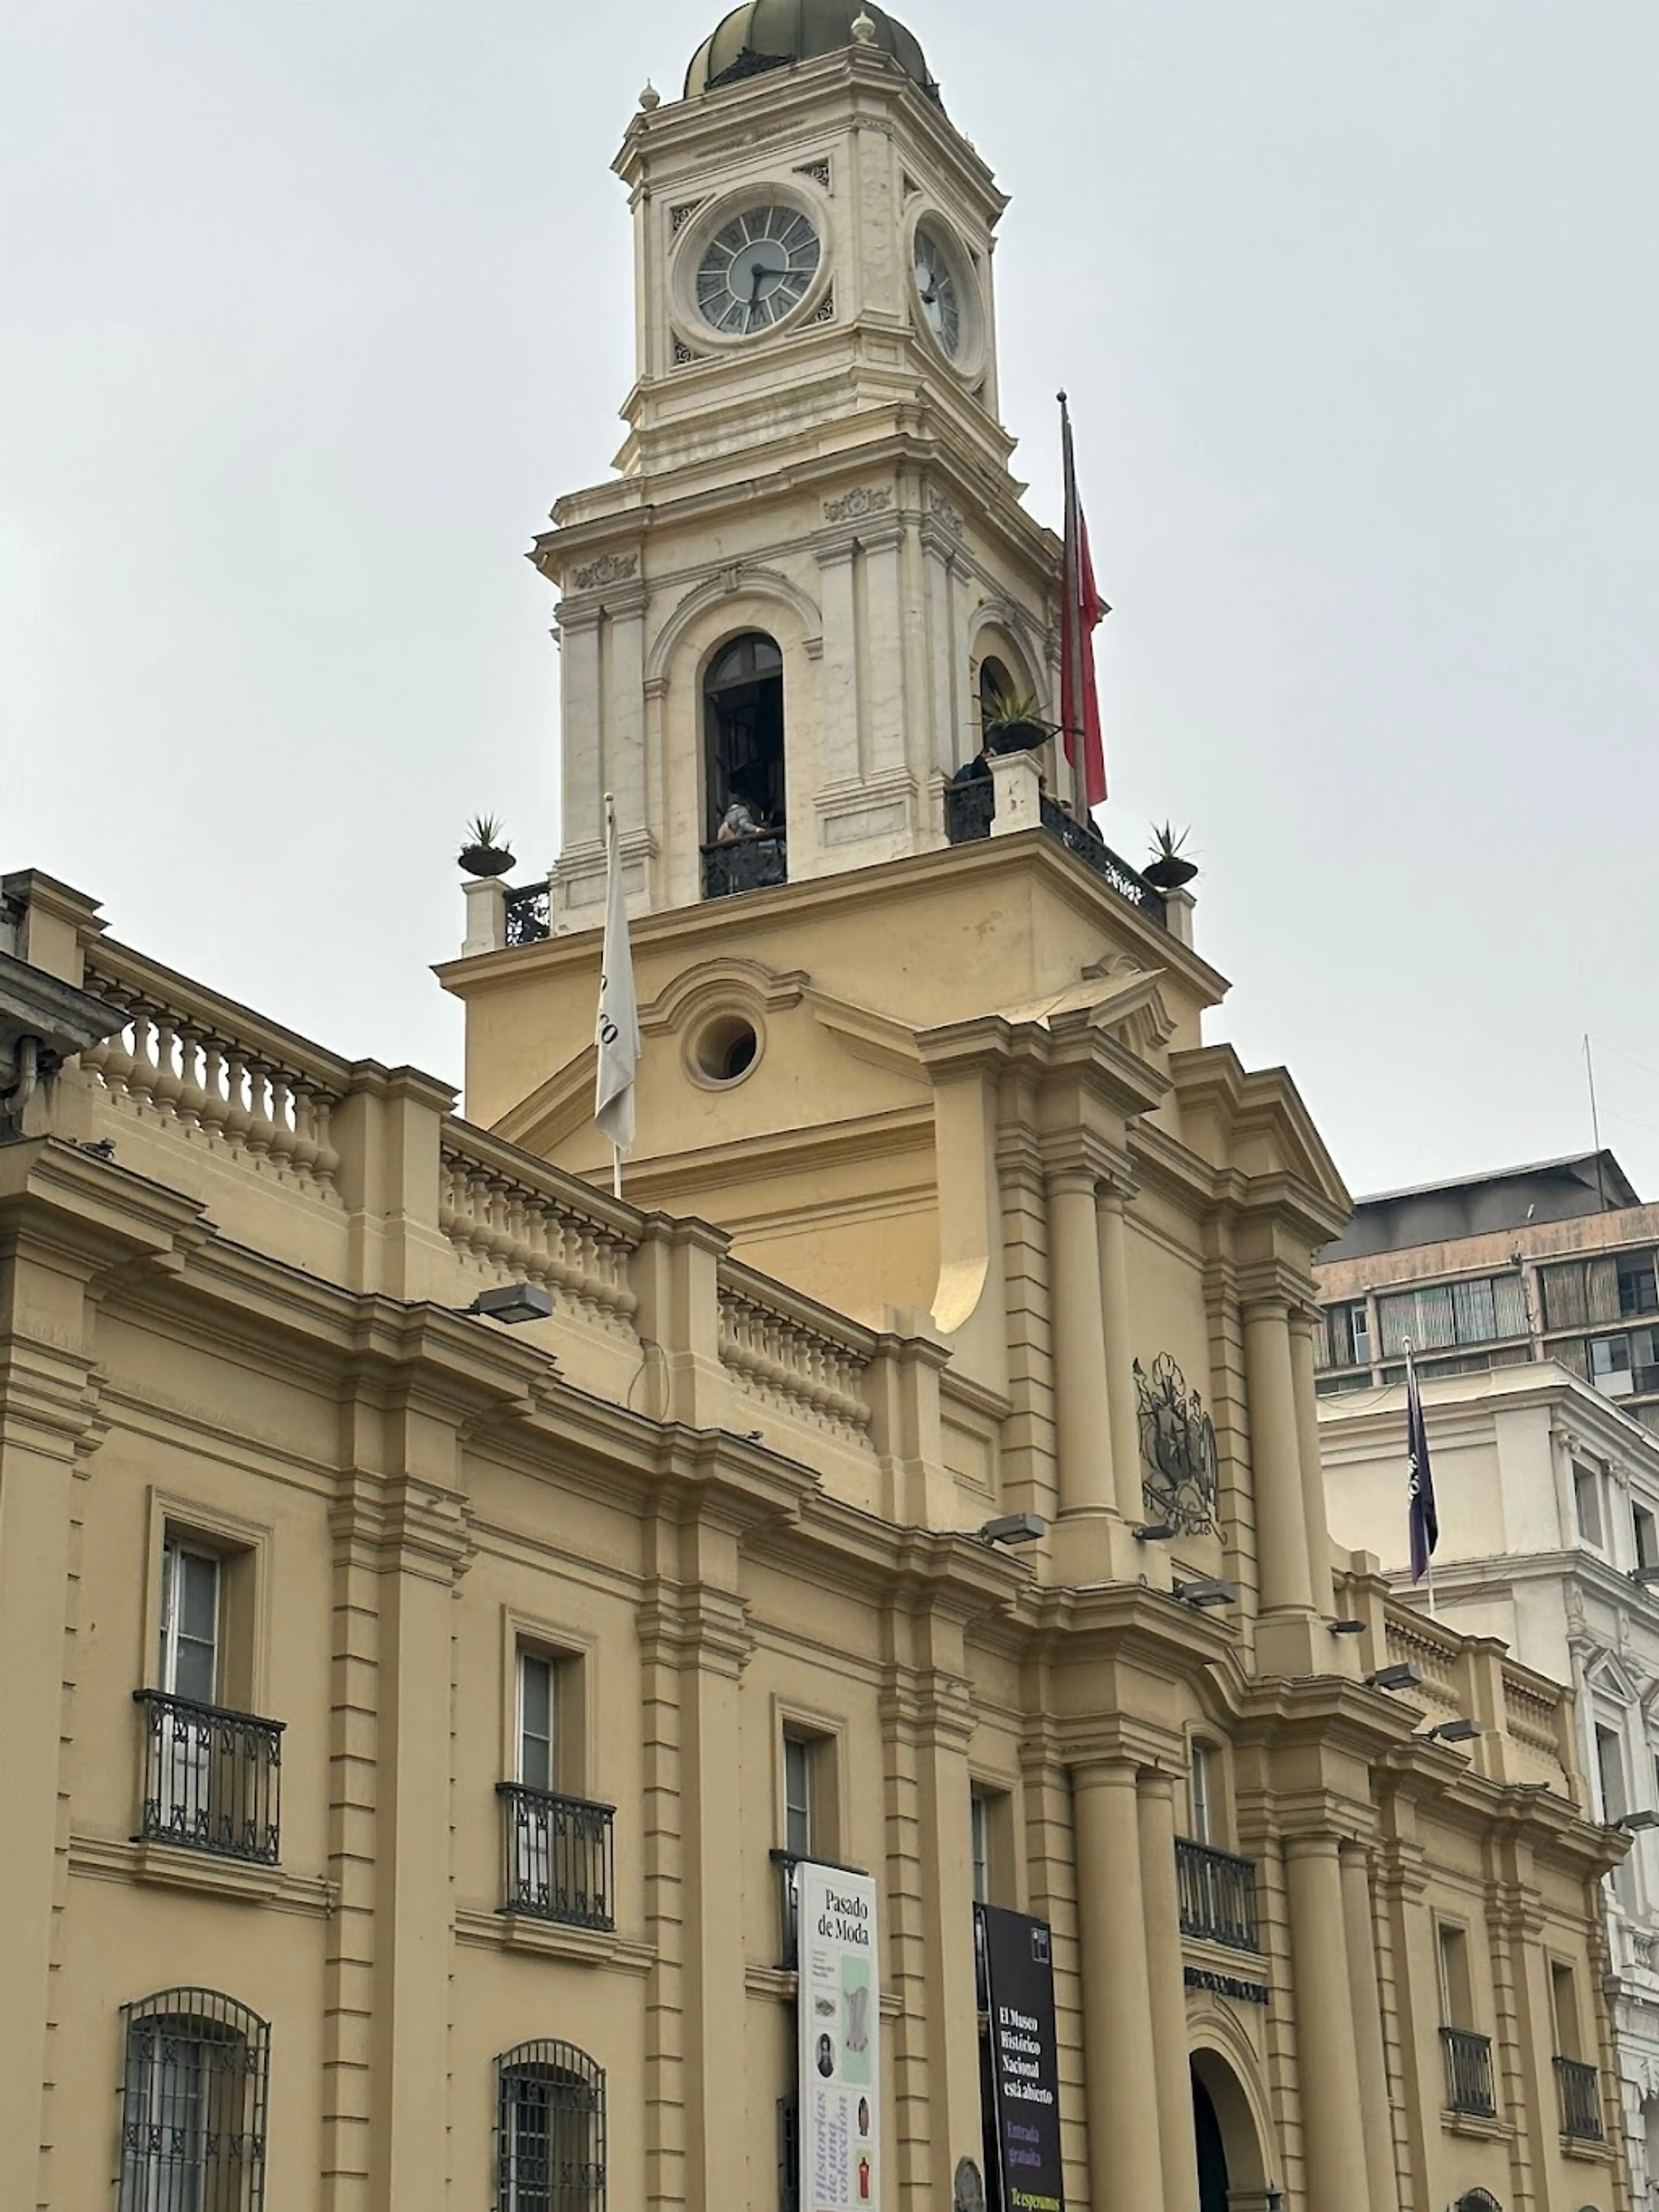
[
  {"left": 118, "top": 1987, "right": 270, "bottom": 2212},
  {"left": 777, "top": 2092, "right": 801, "bottom": 2212},
  {"left": 496, "top": 2042, "right": 605, "bottom": 2212}
]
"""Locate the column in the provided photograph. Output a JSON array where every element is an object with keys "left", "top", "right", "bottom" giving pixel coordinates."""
[
  {"left": 861, "top": 523, "right": 908, "bottom": 777},
  {"left": 675, "top": 1524, "right": 751, "bottom": 2212},
  {"left": 1243, "top": 1298, "right": 1315, "bottom": 1616},
  {"left": 1073, "top": 1763, "right": 1166, "bottom": 2212},
  {"left": 922, "top": 535, "right": 960, "bottom": 778},
  {"left": 816, "top": 541, "right": 860, "bottom": 789},
  {"left": 1288, "top": 1310, "right": 1333, "bottom": 1609},
  {"left": 557, "top": 607, "right": 604, "bottom": 855},
  {"left": 1096, "top": 1187, "right": 1146, "bottom": 1525},
  {"left": 1046, "top": 1166, "right": 1114, "bottom": 1518},
  {"left": 1138, "top": 1774, "right": 1201, "bottom": 2212},
  {"left": 1284, "top": 1836, "right": 1371, "bottom": 2206},
  {"left": 0, "top": 1316, "right": 93, "bottom": 2207},
  {"left": 604, "top": 587, "right": 649, "bottom": 842},
  {"left": 1340, "top": 1844, "right": 1401, "bottom": 2212}
]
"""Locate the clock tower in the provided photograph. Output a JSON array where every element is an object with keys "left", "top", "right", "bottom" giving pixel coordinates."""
[{"left": 534, "top": 0, "right": 1065, "bottom": 924}]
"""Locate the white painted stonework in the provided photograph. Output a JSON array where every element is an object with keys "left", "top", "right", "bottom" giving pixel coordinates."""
[{"left": 530, "top": 41, "right": 1067, "bottom": 928}]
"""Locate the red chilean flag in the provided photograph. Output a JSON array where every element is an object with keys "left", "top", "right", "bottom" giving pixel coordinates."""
[{"left": 1059, "top": 393, "right": 1109, "bottom": 808}]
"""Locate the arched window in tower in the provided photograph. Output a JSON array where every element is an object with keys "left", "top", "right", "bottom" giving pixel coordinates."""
[
  {"left": 978, "top": 654, "right": 1017, "bottom": 741},
  {"left": 702, "top": 631, "right": 788, "bottom": 901}
]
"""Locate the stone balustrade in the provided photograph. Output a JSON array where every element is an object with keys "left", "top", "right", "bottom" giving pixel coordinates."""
[
  {"left": 716, "top": 1260, "right": 876, "bottom": 1443},
  {"left": 79, "top": 944, "right": 349, "bottom": 1204},
  {"left": 439, "top": 1126, "right": 639, "bottom": 1330}
]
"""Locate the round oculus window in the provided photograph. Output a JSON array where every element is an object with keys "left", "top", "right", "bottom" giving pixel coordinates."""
[
  {"left": 690, "top": 1012, "right": 761, "bottom": 1086},
  {"left": 696, "top": 205, "right": 822, "bottom": 337}
]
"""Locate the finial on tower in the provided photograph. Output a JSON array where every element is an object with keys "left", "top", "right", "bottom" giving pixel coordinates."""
[
  {"left": 850, "top": 11, "right": 877, "bottom": 43},
  {"left": 638, "top": 80, "right": 661, "bottom": 110}
]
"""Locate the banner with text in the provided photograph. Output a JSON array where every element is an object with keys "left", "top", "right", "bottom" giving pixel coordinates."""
[
  {"left": 980, "top": 1904, "right": 1065, "bottom": 2212},
  {"left": 798, "top": 1861, "right": 881, "bottom": 2212}
]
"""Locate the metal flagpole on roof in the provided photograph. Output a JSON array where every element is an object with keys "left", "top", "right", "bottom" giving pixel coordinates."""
[{"left": 1058, "top": 391, "right": 1090, "bottom": 824}]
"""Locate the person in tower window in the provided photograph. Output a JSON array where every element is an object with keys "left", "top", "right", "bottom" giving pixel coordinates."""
[{"left": 716, "top": 795, "right": 764, "bottom": 842}]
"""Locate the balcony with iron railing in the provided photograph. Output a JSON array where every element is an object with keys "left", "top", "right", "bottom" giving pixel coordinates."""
[
  {"left": 1175, "top": 1838, "right": 1259, "bottom": 1953},
  {"left": 1440, "top": 2027, "right": 1497, "bottom": 2118},
  {"left": 942, "top": 776, "right": 1167, "bottom": 925},
  {"left": 703, "top": 834, "right": 788, "bottom": 901},
  {"left": 498, "top": 1783, "right": 616, "bottom": 1930},
  {"left": 133, "top": 1689, "right": 284, "bottom": 1864},
  {"left": 1554, "top": 2055, "right": 1603, "bottom": 2141}
]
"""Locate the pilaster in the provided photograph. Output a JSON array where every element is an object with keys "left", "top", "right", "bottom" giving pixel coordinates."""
[
  {"left": 1284, "top": 1832, "right": 1370, "bottom": 2206},
  {"left": 1138, "top": 1770, "right": 1200, "bottom": 2212},
  {"left": 1341, "top": 1842, "right": 1402, "bottom": 2212}
]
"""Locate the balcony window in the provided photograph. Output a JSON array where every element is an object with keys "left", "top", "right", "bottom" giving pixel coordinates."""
[
  {"left": 1440, "top": 2027, "right": 1497, "bottom": 2118},
  {"left": 1175, "top": 1837, "right": 1259, "bottom": 1952},
  {"left": 1554, "top": 2056, "right": 1604, "bottom": 2141},
  {"left": 703, "top": 633, "right": 786, "bottom": 901},
  {"left": 496, "top": 2041, "right": 605, "bottom": 2212},
  {"left": 119, "top": 1987, "right": 269, "bottom": 2212}
]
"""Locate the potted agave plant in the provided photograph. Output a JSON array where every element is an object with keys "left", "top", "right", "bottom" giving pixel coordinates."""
[
  {"left": 458, "top": 813, "right": 516, "bottom": 878},
  {"left": 981, "top": 689, "right": 1055, "bottom": 755},
  {"left": 1143, "top": 822, "right": 1198, "bottom": 891}
]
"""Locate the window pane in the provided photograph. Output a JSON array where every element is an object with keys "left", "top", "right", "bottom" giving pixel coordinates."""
[
  {"left": 1492, "top": 1273, "right": 1529, "bottom": 1337},
  {"left": 784, "top": 1736, "right": 811, "bottom": 1858},
  {"left": 519, "top": 1654, "right": 553, "bottom": 1794},
  {"left": 163, "top": 1547, "right": 219, "bottom": 1705}
]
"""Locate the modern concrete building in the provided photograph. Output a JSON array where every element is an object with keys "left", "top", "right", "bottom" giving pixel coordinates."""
[
  {"left": 1316, "top": 1151, "right": 1659, "bottom": 1435},
  {"left": 1322, "top": 1364, "right": 1659, "bottom": 2208},
  {"left": 0, "top": 9, "right": 1635, "bottom": 2212}
]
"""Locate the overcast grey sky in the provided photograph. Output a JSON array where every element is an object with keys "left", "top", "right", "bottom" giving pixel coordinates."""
[{"left": 5, "top": 1, "right": 1656, "bottom": 1200}]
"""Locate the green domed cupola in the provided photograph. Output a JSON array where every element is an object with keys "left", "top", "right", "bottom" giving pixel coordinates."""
[{"left": 684, "top": 0, "right": 938, "bottom": 100}]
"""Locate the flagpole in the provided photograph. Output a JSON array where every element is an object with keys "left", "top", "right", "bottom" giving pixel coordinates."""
[{"left": 1058, "top": 391, "right": 1090, "bottom": 823}]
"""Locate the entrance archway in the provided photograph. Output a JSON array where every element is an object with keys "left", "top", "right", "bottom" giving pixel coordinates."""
[{"left": 1189, "top": 2047, "right": 1272, "bottom": 2211}]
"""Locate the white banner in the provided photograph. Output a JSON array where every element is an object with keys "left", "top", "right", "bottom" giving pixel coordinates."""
[{"left": 798, "top": 1861, "right": 880, "bottom": 2212}]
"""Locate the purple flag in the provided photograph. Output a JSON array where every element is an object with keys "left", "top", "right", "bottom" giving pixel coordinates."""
[{"left": 1406, "top": 1350, "right": 1439, "bottom": 1582}]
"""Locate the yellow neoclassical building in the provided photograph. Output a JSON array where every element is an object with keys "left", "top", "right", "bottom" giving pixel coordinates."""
[{"left": 0, "top": 8, "right": 1634, "bottom": 2212}]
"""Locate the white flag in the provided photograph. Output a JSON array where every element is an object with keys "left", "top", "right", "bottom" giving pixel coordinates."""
[{"left": 594, "top": 795, "right": 640, "bottom": 1155}]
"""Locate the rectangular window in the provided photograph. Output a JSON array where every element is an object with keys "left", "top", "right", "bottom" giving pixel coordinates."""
[
  {"left": 1437, "top": 1922, "right": 1473, "bottom": 2028},
  {"left": 1551, "top": 1961, "right": 1583, "bottom": 2061},
  {"left": 970, "top": 1788, "right": 992, "bottom": 1905},
  {"left": 1591, "top": 1334, "right": 1635, "bottom": 1397},
  {"left": 1575, "top": 1465, "right": 1606, "bottom": 1547},
  {"left": 783, "top": 1732, "right": 814, "bottom": 1859},
  {"left": 1378, "top": 1274, "right": 1528, "bottom": 1358},
  {"left": 1189, "top": 1742, "right": 1214, "bottom": 1847},
  {"left": 1619, "top": 1255, "right": 1659, "bottom": 1318},
  {"left": 160, "top": 1542, "right": 220, "bottom": 1705},
  {"left": 1595, "top": 1724, "right": 1627, "bottom": 1823},
  {"left": 1634, "top": 1504, "right": 1659, "bottom": 1572},
  {"left": 518, "top": 1651, "right": 555, "bottom": 1793},
  {"left": 1323, "top": 1301, "right": 1371, "bottom": 1370}
]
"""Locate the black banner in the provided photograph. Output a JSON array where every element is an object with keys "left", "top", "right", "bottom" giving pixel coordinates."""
[{"left": 979, "top": 1905, "right": 1065, "bottom": 2212}]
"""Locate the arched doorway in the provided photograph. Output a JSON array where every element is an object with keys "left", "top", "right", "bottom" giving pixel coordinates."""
[
  {"left": 703, "top": 631, "right": 785, "bottom": 840},
  {"left": 1189, "top": 2048, "right": 1272, "bottom": 2211},
  {"left": 1193, "top": 2069, "right": 1229, "bottom": 2212}
]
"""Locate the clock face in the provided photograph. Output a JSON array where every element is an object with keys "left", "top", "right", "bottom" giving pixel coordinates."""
[
  {"left": 696, "top": 206, "right": 822, "bottom": 336},
  {"left": 913, "top": 223, "right": 962, "bottom": 357}
]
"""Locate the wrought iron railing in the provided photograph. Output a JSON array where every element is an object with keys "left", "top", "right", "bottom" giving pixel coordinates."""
[
  {"left": 703, "top": 835, "right": 788, "bottom": 900},
  {"left": 777, "top": 2092, "right": 801, "bottom": 2212},
  {"left": 498, "top": 1783, "right": 615, "bottom": 1929},
  {"left": 1554, "top": 2054, "right": 1603, "bottom": 2139},
  {"left": 1441, "top": 2026, "right": 1497, "bottom": 2117},
  {"left": 943, "top": 776, "right": 995, "bottom": 844},
  {"left": 133, "top": 1690, "right": 283, "bottom": 1864},
  {"left": 504, "top": 883, "right": 550, "bottom": 946},
  {"left": 1175, "top": 1838, "right": 1259, "bottom": 1952},
  {"left": 940, "top": 773, "right": 1167, "bottom": 925},
  {"left": 1038, "top": 796, "right": 1168, "bottom": 920}
]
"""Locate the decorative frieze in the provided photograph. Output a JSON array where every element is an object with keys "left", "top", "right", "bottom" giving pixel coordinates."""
[
  {"left": 669, "top": 199, "right": 704, "bottom": 235},
  {"left": 794, "top": 159, "right": 830, "bottom": 190},
  {"left": 822, "top": 485, "right": 890, "bottom": 524},
  {"left": 928, "top": 490, "right": 965, "bottom": 540},
  {"left": 572, "top": 551, "right": 639, "bottom": 591},
  {"left": 809, "top": 288, "right": 835, "bottom": 325}
]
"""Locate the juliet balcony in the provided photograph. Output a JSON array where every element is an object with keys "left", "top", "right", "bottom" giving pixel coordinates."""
[
  {"left": 1440, "top": 2027, "right": 1497, "bottom": 2119},
  {"left": 1175, "top": 1838, "right": 1260, "bottom": 1953},
  {"left": 133, "top": 1689, "right": 284, "bottom": 1865},
  {"left": 498, "top": 1782, "right": 616, "bottom": 1931},
  {"left": 1554, "top": 2055, "right": 1604, "bottom": 2142}
]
